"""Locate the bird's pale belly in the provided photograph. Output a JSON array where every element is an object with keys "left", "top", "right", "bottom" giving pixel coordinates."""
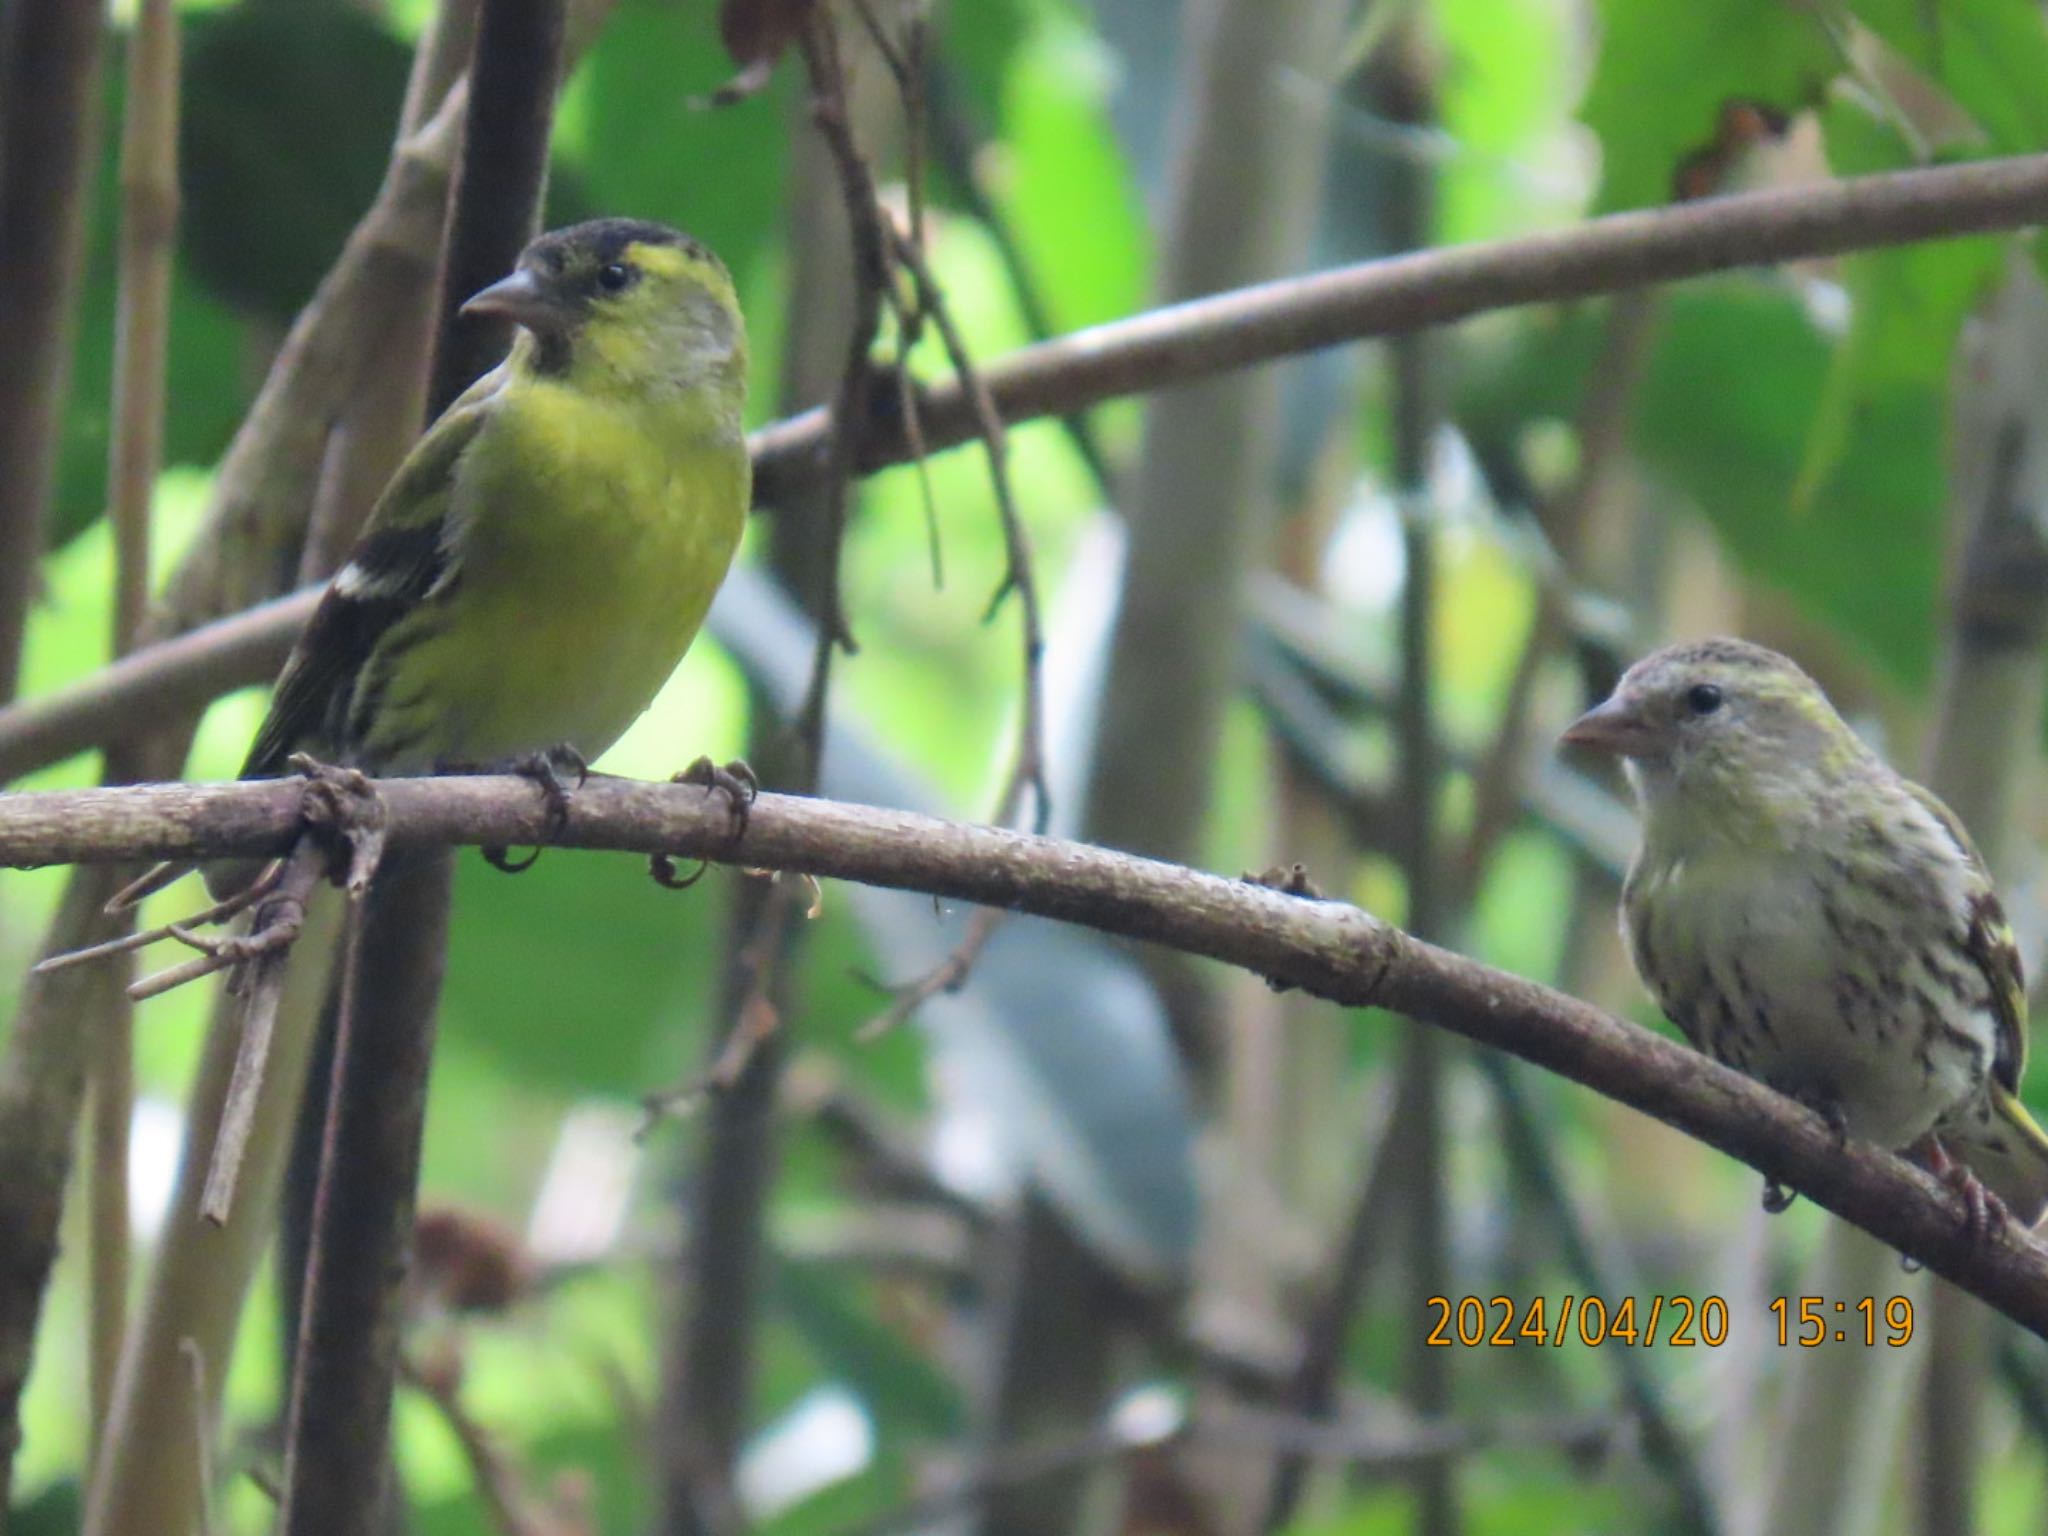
[{"left": 1629, "top": 853, "right": 1990, "bottom": 1149}]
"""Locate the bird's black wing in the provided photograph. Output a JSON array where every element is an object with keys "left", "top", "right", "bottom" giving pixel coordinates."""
[{"left": 240, "top": 386, "right": 496, "bottom": 779}]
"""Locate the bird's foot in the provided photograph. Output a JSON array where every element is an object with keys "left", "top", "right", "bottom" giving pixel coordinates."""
[
  {"left": 1791, "top": 1087, "right": 1851, "bottom": 1149},
  {"left": 678, "top": 755, "right": 757, "bottom": 834},
  {"left": 1241, "top": 863, "right": 1325, "bottom": 992},
  {"left": 1757, "top": 1087, "right": 1850, "bottom": 1214},
  {"left": 651, "top": 757, "right": 757, "bottom": 890},
  {"left": 1913, "top": 1136, "right": 2012, "bottom": 1248},
  {"left": 1243, "top": 862, "right": 1325, "bottom": 901},
  {"left": 477, "top": 744, "right": 588, "bottom": 874},
  {"left": 288, "top": 753, "right": 389, "bottom": 897}
]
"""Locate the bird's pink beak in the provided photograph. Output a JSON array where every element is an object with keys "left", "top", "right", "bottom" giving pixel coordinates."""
[
  {"left": 1561, "top": 696, "right": 1653, "bottom": 757},
  {"left": 461, "top": 267, "right": 562, "bottom": 331}
]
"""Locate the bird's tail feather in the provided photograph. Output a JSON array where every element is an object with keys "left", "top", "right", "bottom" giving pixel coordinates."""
[{"left": 1957, "top": 1084, "right": 2048, "bottom": 1228}]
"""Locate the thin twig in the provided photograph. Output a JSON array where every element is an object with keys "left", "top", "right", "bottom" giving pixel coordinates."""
[
  {"left": 891, "top": 345, "right": 943, "bottom": 587},
  {"left": 920, "top": 57, "right": 1114, "bottom": 493},
  {"left": 32, "top": 864, "right": 284, "bottom": 974},
  {"left": 198, "top": 842, "right": 344, "bottom": 1225},
  {"left": 180, "top": 1340, "right": 220, "bottom": 1536},
  {"left": 660, "top": 23, "right": 895, "bottom": 1530},
  {"left": 402, "top": 1351, "right": 591, "bottom": 1536},
  {"left": 838, "top": 98, "right": 1052, "bottom": 1034},
  {"left": 854, "top": 903, "right": 1000, "bottom": 1040},
  {"left": 791, "top": 9, "right": 891, "bottom": 752},
  {"left": 664, "top": 0, "right": 908, "bottom": 1144},
  {"left": 89, "top": 0, "right": 181, "bottom": 1450},
  {"left": 887, "top": 225, "right": 1048, "bottom": 827}
]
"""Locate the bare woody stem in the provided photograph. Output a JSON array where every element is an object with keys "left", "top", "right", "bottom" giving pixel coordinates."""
[
  {"left": 7, "top": 771, "right": 2048, "bottom": 1335},
  {"left": 274, "top": 1, "right": 565, "bottom": 1533}
]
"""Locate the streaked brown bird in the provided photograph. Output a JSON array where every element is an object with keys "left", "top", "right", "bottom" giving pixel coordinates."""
[{"left": 1565, "top": 637, "right": 2048, "bottom": 1229}]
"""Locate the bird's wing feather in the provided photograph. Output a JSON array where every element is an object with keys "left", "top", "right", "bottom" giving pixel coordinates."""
[
  {"left": 239, "top": 377, "right": 500, "bottom": 779},
  {"left": 1904, "top": 780, "right": 2028, "bottom": 1092}
]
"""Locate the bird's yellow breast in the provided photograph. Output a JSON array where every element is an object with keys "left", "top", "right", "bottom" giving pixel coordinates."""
[{"left": 369, "top": 374, "right": 748, "bottom": 769}]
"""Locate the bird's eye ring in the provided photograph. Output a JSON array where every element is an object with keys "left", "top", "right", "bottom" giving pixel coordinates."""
[
  {"left": 1686, "top": 683, "right": 1724, "bottom": 716},
  {"left": 597, "top": 262, "right": 632, "bottom": 293}
]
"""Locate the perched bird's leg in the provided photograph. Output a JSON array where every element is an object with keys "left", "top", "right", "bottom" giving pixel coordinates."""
[
  {"left": 1239, "top": 863, "right": 1326, "bottom": 992},
  {"left": 102, "top": 759, "right": 385, "bottom": 1002},
  {"left": 1758, "top": 1084, "right": 1848, "bottom": 1215},
  {"left": 474, "top": 744, "right": 589, "bottom": 874},
  {"left": 650, "top": 756, "right": 758, "bottom": 890},
  {"left": 287, "top": 754, "right": 389, "bottom": 897},
  {"left": 1909, "top": 1136, "right": 2013, "bottom": 1246},
  {"left": 1791, "top": 1087, "right": 1851, "bottom": 1147},
  {"left": 677, "top": 754, "right": 757, "bottom": 834}
]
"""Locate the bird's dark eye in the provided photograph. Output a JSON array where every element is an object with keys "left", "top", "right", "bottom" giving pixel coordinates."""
[
  {"left": 597, "top": 261, "right": 632, "bottom": 293},
  {"left": 1686, "top": 683, "right": 1724, "bottom": 716}
]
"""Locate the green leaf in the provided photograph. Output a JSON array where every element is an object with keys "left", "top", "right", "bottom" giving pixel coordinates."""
[
  {"left": 179, "top": 2, "right": 414, "bottom": 322},
  {"left": 1580, "top": 0, "right": 1839, "bottom": 211},
  {"left": 772, "top": 1258, "right": 964, "bottom": 1437},
  {"left": 1793, "top": 92, "right": 2004, "bottom": 512},
  {"left": 439, "top": 847, "right": 726, "bottom": 1095},
  {"left": 6, "top": 1480, "right": 81, "bottom": 1536},
  {"left": 1437, "top": 0, "right": 1579, "bottom": 241},
  {"left": 566, "top": 0, "right": 792, "bottom": 279},
  {"left": 1848, "top": 0, "right": 2048, "bottom": 155},
  {"left": 992, "top": 9, "right": 1148, "bottom": 331},
  {"left": 1635, "top": 282, "right": 1946, "bottom": 685},
  {"left": 1452, "top": 281, "right": 1950, "bottom": 684}
]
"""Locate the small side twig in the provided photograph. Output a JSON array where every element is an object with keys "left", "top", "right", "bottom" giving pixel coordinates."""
[
  {"left": 855, "top": 904, "right": 999, "bottom": 1041},
  {"left": 885, "top": 224, "right": 1048, "bottom": 829},
  {"left": 32, "top": 862, "right": 284, "bottom": 974},
  {"left": 198, "top": 843, "right": 335, "bottom": 1224},
  {"left": 402, "top": 1349, "right": 593, "bottom": 1536},
  {"left": 834, "top": 11, "right": 1048, "bottom": 1035},
  {"left": 181, "top": 1339, "right": 221, "bottom": 1536},
  {"left": 791, "top": 8, "right": 890, "bottom": 753}
]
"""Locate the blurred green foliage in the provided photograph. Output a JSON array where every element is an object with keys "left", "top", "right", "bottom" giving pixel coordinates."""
[{"left": 12, "top": 0, "right": 2048, "bottom": 1531}]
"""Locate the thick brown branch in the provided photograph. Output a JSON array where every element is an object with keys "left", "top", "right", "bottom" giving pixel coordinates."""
[
  {"left": 0, "top": 0, "right": 104, "bottom": 704},
  {"left": 14, "top": 155, "right": 2048, "bottom": 787},
  {"left": 7, "top": 772, "right": 2048, "bottom": 1334}
]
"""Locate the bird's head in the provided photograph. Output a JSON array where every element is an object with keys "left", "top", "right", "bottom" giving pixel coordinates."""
[
  {"left": 1561, "top": 637, "right": 1873, "bottom": 839},
  {"left": 463, "top": 218, "right": 745, "bottom": 400}
]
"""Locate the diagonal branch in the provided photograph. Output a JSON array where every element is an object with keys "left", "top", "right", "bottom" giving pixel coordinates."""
[
  {"left": 14, "top": 155, "right": 2048, "bottom": 789},
  {"left": 748, "top": 152, "right": 2048, "bottom": 503},
  {"left": 9, "top": 771, "right": 2048, "bottom": 1336}
]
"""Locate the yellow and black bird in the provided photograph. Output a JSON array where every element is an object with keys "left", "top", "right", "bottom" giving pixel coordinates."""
[{"left": 244, "top": 217, "right": 750, "bottom": 788}]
